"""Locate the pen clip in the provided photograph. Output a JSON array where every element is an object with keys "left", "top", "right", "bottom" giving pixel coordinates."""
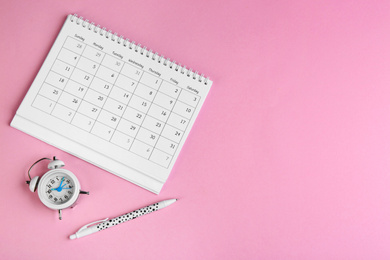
[{"left": 77, "top": 218, "right": 109, "bottom": 232}]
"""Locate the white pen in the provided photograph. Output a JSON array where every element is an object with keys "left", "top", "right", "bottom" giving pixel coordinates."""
[{"left": 70, "top": 199, "right": 177, "bottom": 239}]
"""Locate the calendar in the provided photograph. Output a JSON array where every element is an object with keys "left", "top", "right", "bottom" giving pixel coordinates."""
[{"left": 11, "top": 14, "right": 212, "bottom": 194}]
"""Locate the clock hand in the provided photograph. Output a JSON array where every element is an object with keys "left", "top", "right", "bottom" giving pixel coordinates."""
[
  {"left": 58, "top": 177, "right": 64, "bottom": 189},
  {"left": 52, "top": 177, "right": 66, "bottom": 192}
]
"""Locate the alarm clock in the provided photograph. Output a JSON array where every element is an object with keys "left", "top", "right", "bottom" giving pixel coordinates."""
[{"left": 26, "top": 156, "right": 89, "bottom": 220}]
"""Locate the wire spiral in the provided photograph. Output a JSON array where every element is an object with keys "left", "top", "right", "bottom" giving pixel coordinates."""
[{"left": 70, "top": 14, "right": 210, "bottom": 85}]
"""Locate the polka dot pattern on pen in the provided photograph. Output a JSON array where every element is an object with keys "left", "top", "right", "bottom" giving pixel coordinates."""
[{"left": 97, "top": 203, "right": 159, "bottom": 231}]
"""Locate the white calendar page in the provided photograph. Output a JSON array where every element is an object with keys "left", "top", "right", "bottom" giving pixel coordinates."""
[{"left": 11, "top": 15, "right": 212, "bottom": 194}]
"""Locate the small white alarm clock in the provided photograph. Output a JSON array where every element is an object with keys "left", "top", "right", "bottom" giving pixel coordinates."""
[{"left": 26, "top": 157, "right": 89, "bottom": 220}]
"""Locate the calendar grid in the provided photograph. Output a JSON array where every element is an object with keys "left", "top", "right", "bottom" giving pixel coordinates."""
[{"left": 32, "top": 36, "right": 204, "bottom": 169}]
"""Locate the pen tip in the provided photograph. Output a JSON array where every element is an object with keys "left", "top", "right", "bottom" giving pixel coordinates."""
[{"left": 69, "top": 234, "right": 76, "bottom": 240}]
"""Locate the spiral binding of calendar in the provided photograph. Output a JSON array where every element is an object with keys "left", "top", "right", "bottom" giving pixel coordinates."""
[{"left": 70, "top": 14, "right": 209, "bottom": 85}]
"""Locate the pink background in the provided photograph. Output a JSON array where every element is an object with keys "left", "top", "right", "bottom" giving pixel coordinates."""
[{"left": 1, "top": 0, "right": 390, "bottom": 259}]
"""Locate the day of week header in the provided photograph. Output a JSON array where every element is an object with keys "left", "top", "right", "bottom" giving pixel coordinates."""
[
  {"left": 74, "top": 34, "right": 85, "bottom": 42},
  {"left": 149, "top": 68, "right": 161, "bottom": 77},
  {"left": 187, "top": 86, "right": 199, "bottom": 95},
  {"left": 170, "top": 78, "right": 178, "bottom": 85},
  {"left": 112, "top": 51, "right": 123, "bottom": 59},
  {"left": 93, "top": 42, "right": 104, "bottom": 50},
  {"left": 128, "top": 59, "right": 143, "bottom": 69}
]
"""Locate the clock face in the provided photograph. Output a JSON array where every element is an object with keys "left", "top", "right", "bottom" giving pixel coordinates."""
[
  {"left": 37, "top": 169, "right": 80, "bottom": 210},
  {"left": 45, "top": 174, "right": 75, "bottom": 204}
]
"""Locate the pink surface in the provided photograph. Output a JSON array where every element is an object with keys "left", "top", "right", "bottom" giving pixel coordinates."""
[{"left": 1, "top": 0, "right": 390, "bottom": 259}]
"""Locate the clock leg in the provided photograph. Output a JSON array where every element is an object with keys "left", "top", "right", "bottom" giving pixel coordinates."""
[{"left": 58, "top": 209, "right": 62, "bottom": 220}]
